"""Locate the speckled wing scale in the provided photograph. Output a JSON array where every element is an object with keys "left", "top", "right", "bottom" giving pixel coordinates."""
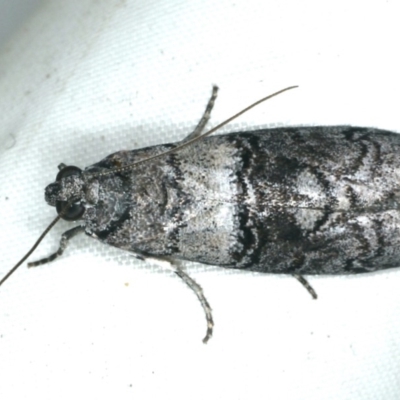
[{"left": 3, "top": 86, "right": 400, "bottom": 343}]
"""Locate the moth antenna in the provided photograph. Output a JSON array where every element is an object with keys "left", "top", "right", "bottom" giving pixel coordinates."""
[
  {"left": 0, "top": 200, "right": 76, "bottom": 287},
  {"left": 85, "top": 85, "right": 298, "bottom": 179}
]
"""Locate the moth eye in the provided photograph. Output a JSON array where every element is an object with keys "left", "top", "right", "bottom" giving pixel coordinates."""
[
  {"left": 56, "top": 165, "right": 82, "bottom": 181},
  {"left": 56, "top": 200, "right": 85, "bottom": 221}
]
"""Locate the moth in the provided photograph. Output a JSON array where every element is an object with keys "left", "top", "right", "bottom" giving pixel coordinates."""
[{"left": 3, "top": 86, "right": 400, "bottom": 343}]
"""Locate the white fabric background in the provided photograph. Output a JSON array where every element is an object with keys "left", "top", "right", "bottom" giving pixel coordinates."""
[{"left": 0, "top": 1, "right": 400, "bottom": 399}]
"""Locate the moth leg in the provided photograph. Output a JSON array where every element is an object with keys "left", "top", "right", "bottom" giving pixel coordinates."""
[
  {"left": 292, "top": 274, "right": 318, "bottom": 299},
  {"left": 180, "top": 85, "right": 219, "bottom": 143},
  {"left": 174, "top": 268, "right": 213, "bottom": 344},
  {"left": 145, "top": 257, "right": 213, "bottom": 343},
  {"left": 28, "top": 226, "right": 85, "bottom": 267}
]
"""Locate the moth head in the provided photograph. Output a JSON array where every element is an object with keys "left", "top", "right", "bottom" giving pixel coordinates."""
[{"left": 45, "top": 164, "right": 85, "bottom": 221}]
